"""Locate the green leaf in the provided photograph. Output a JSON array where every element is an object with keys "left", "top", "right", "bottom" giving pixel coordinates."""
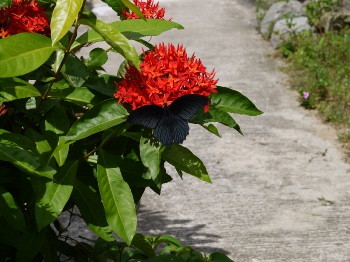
[
  {"left": 0, "top": 33, "right": 58, "bottom": 78},
  {"left": 78, "top": 18, "right": 140, "bottom": 69},
  {"left": 62, "top": 54, "right": 91, "bottom": 77},
  {"left": 0, "top": 77, "right": 41, "bottom": 101},
  {"left": 140, "top": 129, "right": 163, "bottom": 188},
  {"left": 102, "top": 0, "right": 126, "bottom": 15},
  {"left": 208, "top": 252, "right": 234, "bottom": 261},
  {"left": 34, "top": 160, "right": 78, "bottom": 231},
  {"left": 0, "top": 0, "right": 11, "bottom": 8},
  {"left": 73, "top": 179, "right": 115, "bottom": 242},
  {"left": 0, "top": 136, "right": 56, "bottom": 178},
  {"left": 162, "top": 144, "right": 211, "bottom": 183},
  {"left": 210, "top": 86, "right": 263, "bottom": 116},
  {"left": 191, "top": 106, "right": 242, "bottom": 135},
  {"left": 97, "top": 149, "right": 136, "bottom": 245},
  {"left": 24, "top": 129, "right": 53, "bottom": 166},
  {"left": 41, "top": 104, "right": 70, "bottom": 166},
  {"left": 83, "top": 74, "right": 120, "bottom": 97},
  {"left": 88, "top": 48, "right": 108, "bottom": 67},
  {"left": 74, "top": 19, "right": 183, "bottom": 47},
  {"left": 16, "top": 225, "right": 47, "bottom": 262},
  {"left": 0, "top": 185, "right": 26, "bottom": 232},
  {"left": 155, "top": 235, "right": 183, "bottom": 248},
  {"left": 65, "top": 99, "right": 128, "bottom": 141},
  {"left": 121, "top": 0, "right": 145, "bottom": 20},
  {"left": 201, "top": 124, "right": 221, "bottom": 137},
  {"left": 50, "top": 0, "right": 84, "bottom": 44},
  {"left": 131, "top": 234, "right": 156, "bottom": 258},
  {"left": 0, "top": 214, "right": 20, "bottom": 247},
  {"left": 48, "top": 83, "right": 108, "bottom": 106}
]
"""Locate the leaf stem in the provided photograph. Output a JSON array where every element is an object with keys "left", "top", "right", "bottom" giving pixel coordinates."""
[
  {"left": 26, "top": 0, "right": 86, "bottom": 130},
  {"left": 78, "top": 134, "right": 119, "bottom": 162}
]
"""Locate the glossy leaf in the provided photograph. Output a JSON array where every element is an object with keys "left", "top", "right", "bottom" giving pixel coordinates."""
[
  {"left": 102, "top": 0, "right": 125, "bottom": 14},
  {"left": 162, "top": 144, "right": 211, "bottom": 183},
  {"left": 155, "top": 235, "right": 183, "bottom": 248},
  {"left": 48, "top": 83, "right": 108, "bottom": 106},
  {"left": 210, "top": 86, "right": 263, "bottom": 116},
  {"left": 97, "top": 149, "right": 136, "bottom": 245},
  {"left": 140, "top": 129, "right": 163, "bottom": 188},
  {"left": 0, "top": 185, "right": 26, "bottom": 231},
  {"left": 34, "top": 160, "right": 78, "bottom": 231},
  {"left": 79, "top": 18, "right": 140, "bottom": 69},
  {"left": 73, "top": 179, "right": 115, "bottom": 242},
  {"left": 88, "top": 48, "right": 108, "bottom": 67},
  {"left": 16, "top": 225, "right": 47, "bottom": 262},
  {"left": 65, "top": 99, "right": 128, "bottom": 141},
  {"left": 131, "top": 234, "right": 156, "bottom": 258},
  {"left": 24, "top": 129, "right": 53, "bottom": 166},
  {"left": 0, "top": 136, "right": 56, "bottom": 178},
  {"left": 83, "top": 74, "right": 121, "bottom": 97},
  {"left": 0, "top": 33, "right": 58, "bottom": 77},
  {"left": 0, "top": 77, "right": 41, "bottom": 101},
  {"left": 121, "top": 0, "right": 145, "bottom": 20},
  {"left": 50, "top": 0, "right": 84, "bottom": 44},
  {"left": 201, "top": 124, "right": 221, "bottom": 137},
  {"left": 41, "top": 104, "right": 70, "bottom": 166},
  {"left": 62, "top": 54, "right": 91, "bottom": 77},
  {"left": 74, "top": 19, "right": 183, "bottom": 48}
]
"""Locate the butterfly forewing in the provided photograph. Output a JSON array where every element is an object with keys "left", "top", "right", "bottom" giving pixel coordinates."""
[
  {"left": 127, "top": 105, "right": 164, "bottom": 129},
  {"left": 169, "top": 94, "right": 208, "bottom": 120}
]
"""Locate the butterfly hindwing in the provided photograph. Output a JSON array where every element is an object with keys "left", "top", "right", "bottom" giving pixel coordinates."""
[
  {"left": 169, "top": 94, "right": 208, "bottom": 120},
  {"left": 170, "top": 113, "right": 189, "bottom": 144},
  {"left": 154, "top": 114, "right": 173, "bottom": 146},
  {"left": 127, "top": 105, "right": 164, "bottom": 129}
]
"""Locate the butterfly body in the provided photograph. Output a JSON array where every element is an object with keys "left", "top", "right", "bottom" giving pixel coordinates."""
[{"left": 127, "top": 94, "right": 208, "bottom": 146}]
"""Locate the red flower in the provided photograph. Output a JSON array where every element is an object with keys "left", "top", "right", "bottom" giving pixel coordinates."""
[
  {"left": 0, "top": 104, "right": 8, "bottom": 118},
  {"left": 114, "top": 43, "right": 218, "bottom": 110},
  {"left": 0, "top": 0, "right": 50, "bottom": 38},
  {"left": 122, "top": 0, "right": 167, "bottom": 20}
]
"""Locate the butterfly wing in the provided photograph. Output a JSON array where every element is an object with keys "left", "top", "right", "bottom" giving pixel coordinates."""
[
  {"left": 127, "top": 105, "right": 164, "bottom": 129},
  {"left": 170, "top": 114, "right": 189, "bottom": 144},
  {"left": 154, "top": 112, "right": 189, "bottom": 146},
  {"left": 169, "top": 94, "right": 208, "bottom": 120},
  {"left": 154, "top": 114, "right": 173, "bottom": 146}
]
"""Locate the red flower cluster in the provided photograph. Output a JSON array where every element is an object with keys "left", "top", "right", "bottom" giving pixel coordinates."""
[
  {"left": 0, "top": 0, "right": 50, "bottom": 38},
  {"left": 122, "top": 0, "right": 166, "bottom": 20},
  {"left": 114, "top": 43, "right": 218, "bottom": 110}
]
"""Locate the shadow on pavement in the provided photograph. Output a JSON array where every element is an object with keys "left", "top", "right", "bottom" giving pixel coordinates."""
[{"left": 137, "top": 207, "right": 229, "bottom": 255}]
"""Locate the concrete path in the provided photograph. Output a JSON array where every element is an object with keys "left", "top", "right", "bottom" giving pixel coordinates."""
[{"left": 127, "top": 0, "right": 350, "bottom": 261}]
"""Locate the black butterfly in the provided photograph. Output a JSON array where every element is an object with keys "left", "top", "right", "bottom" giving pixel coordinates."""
[{"left": 127, "top": 94, "right": 208, "bottom": 146}]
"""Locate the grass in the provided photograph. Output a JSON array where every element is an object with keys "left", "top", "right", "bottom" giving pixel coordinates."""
[{"left": 278, "top": 29, "right": 350, "bottom": 147}]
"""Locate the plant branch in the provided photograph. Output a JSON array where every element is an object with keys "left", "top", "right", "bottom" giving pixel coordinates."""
[
  {"left": 26, "top": 0, "right": 86, "bottom": 130},
  {"left": 78, "top": 134, "right": 119, "bottom": 162}
]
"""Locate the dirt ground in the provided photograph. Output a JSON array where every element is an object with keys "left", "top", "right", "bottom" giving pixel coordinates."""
[{"left": 65, "top": 0, "right": 350, "bottom": 261}]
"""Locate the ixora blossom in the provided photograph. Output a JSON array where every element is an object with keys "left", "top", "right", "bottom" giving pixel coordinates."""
[
  {"left": 114, "top": 43, "right": 218, "bottom": 111},
  {"left": 122, "top": 0, "right": 167, "bottom": 20},
  {"left": 0, "top": 0, "right": 50, "bottom": 38}
]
